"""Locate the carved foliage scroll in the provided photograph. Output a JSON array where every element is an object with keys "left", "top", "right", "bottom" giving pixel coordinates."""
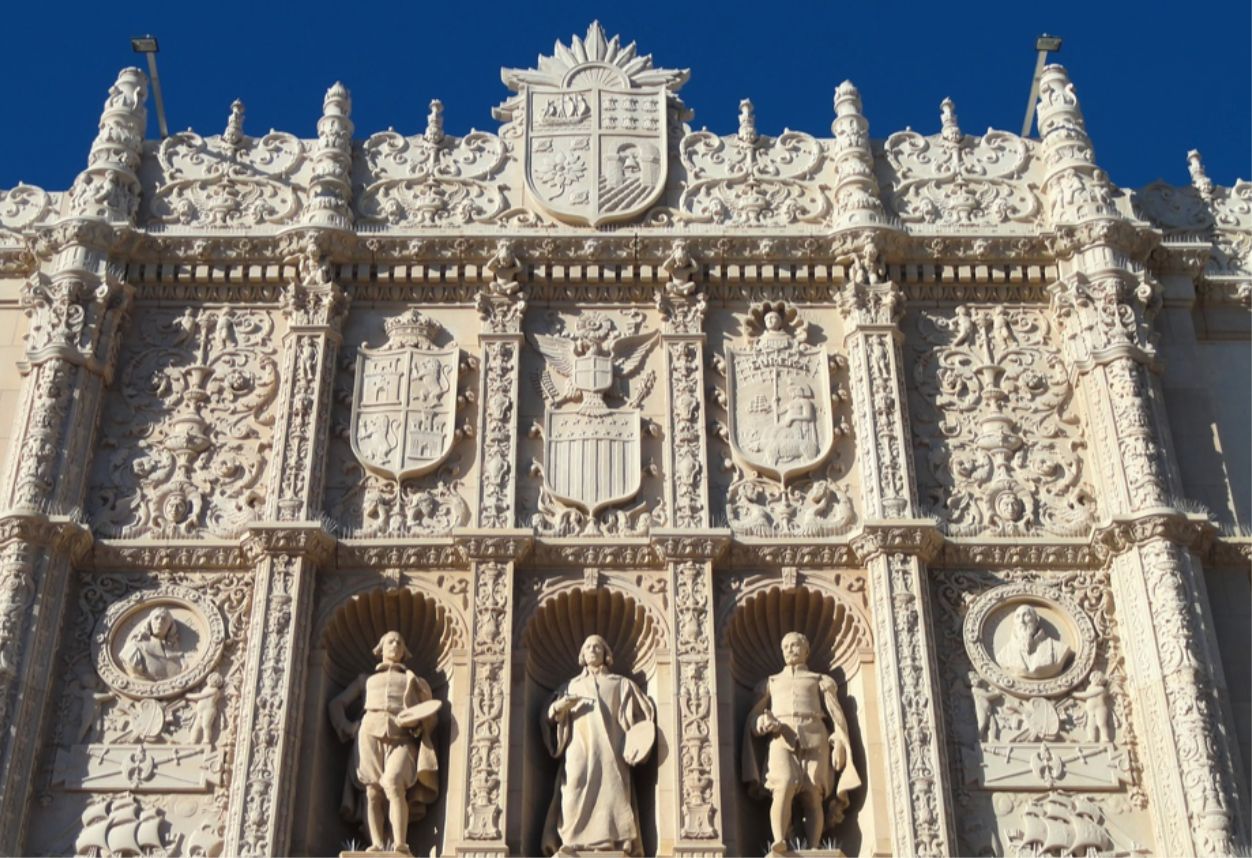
[
  {"left": 674, "top": 562, "right": 718, "bottom": 840},
  {"left": 355, "top": 103, "right": 507, "bottom": 228},
  {"left": 89, "top": 307, "right": 280, "bottom": 537},
  {"left": 679, "top": 103, "right": 828, "bottom": 227},
  {"left": 909, "top": 305, "right": 1095, "bottom": 536},
  {"left": 465, "top": 562, "right": 509, "bottom": 841}
]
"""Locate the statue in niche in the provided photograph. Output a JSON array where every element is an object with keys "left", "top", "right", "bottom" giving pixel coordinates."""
[
  {"left": 995, "top": 604, "right": 1072, "bottom": 680},
  {"left": 542, "top": 634, "right": 657, "bottom": 856},
  {"left": 120, "top": 606, "right": 188, "bottom": 681},
  {"left": 743, "top": 632, "right": 861, "bottom": 852},
  {"left": 329, "top": 631, "right": 441, "bottom": 856}
]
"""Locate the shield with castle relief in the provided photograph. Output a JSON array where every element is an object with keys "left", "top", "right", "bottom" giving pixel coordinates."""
[{"left": 350, "top": 310, "right": 459, "bottom": 482}]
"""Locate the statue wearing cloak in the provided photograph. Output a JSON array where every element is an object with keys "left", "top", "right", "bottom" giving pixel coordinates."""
[{"left": 541, "top": 635, "right": 656, "bottom": 856}]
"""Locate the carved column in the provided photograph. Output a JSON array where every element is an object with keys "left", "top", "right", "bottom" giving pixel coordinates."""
[
  {"left": 842, "top": 261, "right": 956, "bottom": 855},
  {"left": 1040, "top": 64, "right": 1249, "bottom": 855},
  {"left": 476, "top": 241, "right": 526, "bottom": 530},
  {"left": 224, "top": 530, "right": 330, "bottom": 855},
  {"left": 0, "top": 67, "right": 145, "bottom": 852},
  {"left": 223, "top": 100, "right": 353, "bottom": 847},
  {"left": 657, "top": 239, "right": 710, "bottom": 529},
  {"left": 654, "top": 533, "right": 730, "bottom": 857},
  {"left": 450, "top": 534, "right": 529, "bottom": 857}
]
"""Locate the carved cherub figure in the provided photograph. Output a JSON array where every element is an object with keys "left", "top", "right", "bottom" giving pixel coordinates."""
[
  {"left": 1071, "top": 670, "right": 1114, "bottom": 743},
  {"left": 185, "top": 672, "right": 224, "bottom": 744}
]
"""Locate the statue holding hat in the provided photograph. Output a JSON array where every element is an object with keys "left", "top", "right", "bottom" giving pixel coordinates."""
[{"left": 329, "top": 631, "right": 441, "bottom": 855}]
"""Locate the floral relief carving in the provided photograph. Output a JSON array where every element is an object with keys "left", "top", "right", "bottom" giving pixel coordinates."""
[
  {"left": 675, "top": 562, "right": 718, "bottom": 839},
  {"left": 89, "top": 306, "right": 280, "bottom": 537},
  {"left": 0, "top": 184, "right": 53, "bottom": 239},
  {"left": 356, "top": 100, "right": 506, "bottom": 227},
  {"left": 909, "top": 305, "right": 1096, "bottom": 536},
  {"left": 880, "top": 99, "right": 1041, "bottom": 228},
  {"left": 679, "top": 99, "right": 829, "bottom": 226},
  {"left": 148, "top": 100, "right": 305, "bottom": 228},
  {"left": 466, "top": 562, "right": 509, "bottom": 841}
]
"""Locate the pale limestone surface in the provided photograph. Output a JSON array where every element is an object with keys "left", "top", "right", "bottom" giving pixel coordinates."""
[{"left": 0, "top": 21, "right": 1246, "bottom": 858}]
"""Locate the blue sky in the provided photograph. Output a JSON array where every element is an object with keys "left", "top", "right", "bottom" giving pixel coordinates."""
[{"left": 4, "top": 0, "right": 1248, "bottom": 192}]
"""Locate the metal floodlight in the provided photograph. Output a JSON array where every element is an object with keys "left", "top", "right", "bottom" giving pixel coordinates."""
[
  {"left": 1021, "top": 33, "right": 1063, "bottom": 138},
  {"left": 130, "top": 34, "right": 169, "bottom": 139}
]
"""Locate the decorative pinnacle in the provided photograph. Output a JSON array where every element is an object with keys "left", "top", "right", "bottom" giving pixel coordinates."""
[
  {"left": 323, "top": 82, "right": 352, "bottom": 117},
  {"left": 940, "top": 97, "right": 961, "bottom": 143},
  {"left": 223, "top": 99, "right": 245, "bottom": 147},
  {"left": 738, "top": 98, "right": 757, "bottom": 144},
  {"left": 425, "top": 99, "right": 444, "bottom": 144},
  {"left": 834, "top": 80, "right": 862, "bottom": 114},
  {"left": 1187, "top": 149, "right": 1214, "bottom": 201},
  {"left": 384, "top": 308, "right": 440, "bottom": 347}
]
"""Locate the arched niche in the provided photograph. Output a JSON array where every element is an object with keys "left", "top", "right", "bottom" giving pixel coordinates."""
[
  {"left": 724, "top": 585, "right": 871, "bottom": 686},
  {"left": 292, "top": 584, "right": 469, "bottom": 857},
  {"left": 718, "top": 583, "right": 875, "bottom": 857},
  {"left": 523, "top": 586, "right": 661, "bottom": 690},
  {"left": 323, "top": 587, "right": 464, "bottom": 689},
  {"left": 514, "top": 585, "right": 666, "bottom": 857}
]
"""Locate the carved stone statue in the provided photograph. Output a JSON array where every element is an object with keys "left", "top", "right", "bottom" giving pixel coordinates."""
[
  {"left": 329, "top": 631, "right": 441, "bottom": 856},
  {"left": 542, "top": 634, "right": 657, "bottom": 856},
  {"left": 995, "top": 604, "right": 1072, "bottom": 680},
  {"left": 120, "top": 607, "right": 187, "bottom": 681},
  {"left": 743, "top": 632, "right": 862, "bottom": 852}
]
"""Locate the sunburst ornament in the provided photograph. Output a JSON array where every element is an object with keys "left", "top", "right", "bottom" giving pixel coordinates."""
[
  {"left": 499, "top": 22, "right": 689, "bottom": 227},
  {"left": 500, "top": 21, "right": 689, "bottom": 93}
]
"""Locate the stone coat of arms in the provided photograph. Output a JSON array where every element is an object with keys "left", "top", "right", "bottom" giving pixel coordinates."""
[
  {"left": 498, "top": 22, "right": 689, "bottom": 227},
  {"left": 351, "top": 310, "right": 459, "bottom": 481},
  {"left": 530, "top": 313, "right": 657, "bottom": 516},
  {"left": 725, "top": 305, "right": 834, "bottom": 485}
]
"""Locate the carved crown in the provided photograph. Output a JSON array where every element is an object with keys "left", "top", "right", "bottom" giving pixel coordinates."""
[{"left": 384, "top": 308, "right": 440, "bottom": 347}]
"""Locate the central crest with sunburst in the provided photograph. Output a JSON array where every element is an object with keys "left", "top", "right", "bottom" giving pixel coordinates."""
[{"left": 495, "top": 22, "right": 689, "bottom": 226}]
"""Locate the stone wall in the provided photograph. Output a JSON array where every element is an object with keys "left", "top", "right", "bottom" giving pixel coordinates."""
[{"left": 0, "top": 24, "right": 1247, "bottom": 858}]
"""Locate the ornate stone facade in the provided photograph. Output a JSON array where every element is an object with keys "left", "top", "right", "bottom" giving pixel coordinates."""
[{"left": 0, "top": 23, "right": 1247, "bottom": 857}]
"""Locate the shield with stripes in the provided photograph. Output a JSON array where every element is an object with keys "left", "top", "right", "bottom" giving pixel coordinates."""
[{"left": 543, "top": 406, "right": 642, "bottom": 515}]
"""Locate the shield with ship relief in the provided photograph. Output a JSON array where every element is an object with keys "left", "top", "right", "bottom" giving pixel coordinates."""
[{"left": 525, "top": 84, "right": 667, "bottom": 227}]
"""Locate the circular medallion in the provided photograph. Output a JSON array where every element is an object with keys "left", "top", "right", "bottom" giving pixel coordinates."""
[
  {"left": 92, "top": 586, "right": 226, "bottom": 699},
  {"left": 962, "top": 583, "right": 1095, "bottom": 698}
]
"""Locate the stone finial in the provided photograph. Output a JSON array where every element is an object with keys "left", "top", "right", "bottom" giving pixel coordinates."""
[
  {"left": 69, "top": 67, "right": 148, "bottom": 220},
  {"left": 1187, "top": 149, "right": 1214, "bottom": 202},
  {"left": 737, "top": 98, "right": 757, "bottom": 144},
  {"left": 223, "top": 100, "right": 246, "bottom": 148},
  {"left": 305, "top": 84, "right": 354, "bottom": 229},
  {"left": 323, "top": 82, "right": 351, "bottom": 118},
  {"left": 1035, "top": 64, "right": 1085, "bottom": 138},
  {"left": 832, "top": 80, "right": 863, "bottom": 124},
  {"left": 829, "top": 80, "right": 885, "bottom": 227},
  {"left": 425, "top": 99, "right": 445, "bottom": 144},
  {"left": 940, "top": 97, "right": 961, "bottom": 143}
]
